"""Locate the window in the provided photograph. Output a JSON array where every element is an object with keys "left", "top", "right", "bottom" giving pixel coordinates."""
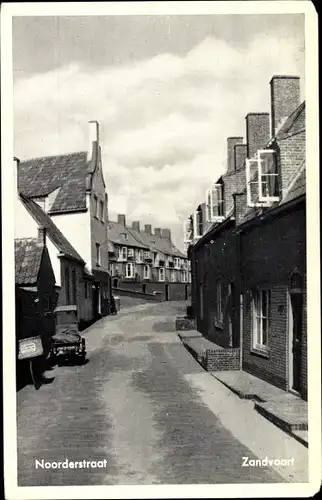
[
  {"left": 181, "top": 271, "right": 187, "bottom": 283},
  {"left": 206, "top": 183, "right": 224, "bottom": 222},
  {"left": 64, "top": 267, "right": 70, "bottom": 304},
  {"left": 121, "top": 247, "right": 127, "bottom": 261},
  {"left": 99, "top": 200, "right": 104, "bottom": 221},
  {"left": 246, "top": 150, "right": 279, "bottom": 206},
  {"left": 144, "top": 265, "right": 150, "bottom": 279},
  {"left": 121, "top": 232, "right": 128, "bottom": 241},
  {"left": 72, "top": 268, "right": 77, "bottom": 305},
  {"left": 171, "top": 270, "right": 175, "bottom": 282},
  {"left": 96, "top": 243, "right": 101, "bottom": 266},
  {"left": 183, "top": 216, "right": 194, "bottom": 249},
  {"left": 144, "top": 251, "right": 150, "bottom": 259},
  {"left": 159, "top": 268, "right": 165, "bottom": 282},
  {"left": 126, "top": 263, "right": 134, "bottom": 278},
  {"left": 252, "top": 289, "right": 271, "bottom": 350},
  {"left": 137, "top": 250, "right": 143, "bottom": 263},
  {"left": 93, "top": 195, "right": 98, "bottom": 218},
  {"left": 193, "top": 207, "right": 203, "bottom": 238},
  {"left": 216, "top": 280, "right": 224, "bottom": 324},
  {"left": 128, "top": 248, "right": 134, "bottom": 258},
  {"left": 174, "top": 257, "right": 180, "bottom": 269}
]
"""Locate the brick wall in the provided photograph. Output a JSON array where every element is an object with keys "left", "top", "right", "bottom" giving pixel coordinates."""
[
  {"left": 222, "top": 168, "right": 247, "bottom": 215},
  {"left": 234, "top": 144, "right": 247, "bottom": 170},
  {"left": 270, "top": 76, "right": 300, "bottom": 136},
  {"left": 112, "top": 280, "right": 190, "bottom": 301},
  {"left": 246, "top": 113, "right": 270, "bottom": 159},
  {"left": 227, "top": 137, "right": 243, "bottom": 172},
  {"left": 241, "top": 203, "right": 306, "bottom": 396},
  {"left": 206, "top": 348, "right": 240, "bottom": 371},
  {"left": 277, "top": 130, "right": 306, "bottom": 195}
]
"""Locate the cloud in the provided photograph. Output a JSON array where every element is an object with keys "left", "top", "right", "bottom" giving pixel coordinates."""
[{"left": 14, "top": 31, "right": 304, "bottom": 250}]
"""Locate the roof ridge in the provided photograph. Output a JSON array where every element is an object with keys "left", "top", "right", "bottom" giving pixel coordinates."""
[{"left": 19, "top": 150, "right": 87, "bottom": 163}]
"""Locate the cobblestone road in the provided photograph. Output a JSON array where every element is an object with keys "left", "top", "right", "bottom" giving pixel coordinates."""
[{"left": 17, "top": 302, "right": 306, "bottom": 486}]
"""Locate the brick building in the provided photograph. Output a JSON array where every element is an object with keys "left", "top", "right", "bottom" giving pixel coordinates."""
[
  {"left": 188, "top": 75, "right": 307, "bottom": 399},
  {"left": 16, "top": 121, "right": 112, "bottom": 319},
  {"left": 108, "top": 215, "right": 191, "bottom": 301}
]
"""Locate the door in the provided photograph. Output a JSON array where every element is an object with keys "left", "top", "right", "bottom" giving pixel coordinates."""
[
  {"left": 228, "top": 283, "right": 237, "bottom": 347},
  {"left": 165, "top": 284, "right": 169, "bottom": 301},
  {"left": 290, "top": 291, "right": 303, "bottom": 392},
  {"left": 92, "top": 284, "right": 99, "bottom": 319}
]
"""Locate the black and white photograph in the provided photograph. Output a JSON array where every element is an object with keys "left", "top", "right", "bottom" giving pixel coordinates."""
[{"left": 2, "top": 1, "right": 320, "bottom": 498}]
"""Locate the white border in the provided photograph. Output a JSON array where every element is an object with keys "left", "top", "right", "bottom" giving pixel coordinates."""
[{"left": 2, "top": 2, "right": 320, "bottom": 499}]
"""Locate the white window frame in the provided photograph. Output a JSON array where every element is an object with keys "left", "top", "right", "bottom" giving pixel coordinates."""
[
  {"left": 137, "top": 249, "right": 143, "bottom": 263},
  {"left": 126, "top": 262, "right": 135, "bottom": 278},
  {"left": 252, "top": 289, "right": 270, "bottom": 351},
  {"left": 210, "top": 183, "right": 225, "bottom": 222},
  {"left": 257, "top": 149, "right": 279, "bottom": 202},
  {"left": 193, "top": 210, "right": 202, "bottom": 239},
  {"left": 174, "top": 257, "right": 180, "bottom": 269},
  {"left": 183, "top": 218, "right": 193, "bottom": 245},
  {"left": 206, "top": 189, "right": 212, "bottom": 223},
  {"left": 144, "top": 251, "right": 151, "bottom": 259},
  {"left": 158, "top": 268, "right": 165, "bottom": 282},
  {"left": 246, "top": 151, "right": 278, "bottom": 207},
  {"left": 171, "top": 270, "right": 175, "bottom": 282},
  {"left": 121, "top": 246, "right": 127, "bottom": 261},
  {"left": 181, "top": 271, "right": 187, "bottom": 283},
  {"left": 144, "top": 265, "right": 150, "bottom": 279},
  {"left": 128, "top": 248, "right": 134, "bottom": 258}
]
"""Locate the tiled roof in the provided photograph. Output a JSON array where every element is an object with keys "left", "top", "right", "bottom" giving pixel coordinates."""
[
  {"left": 20, "top": 194, "right": 85, "bottom": 262},
  {"left": 107, "top": 221, "right": 148, "bottom": 249},
  {"left": 107, "top": 221, "right": 186, "bottom": 258},
  {"left": 276, "top": 101, "right": 305, "bottom": 139},
  {"left": 15, "top": 238, "right": 44, "bottom": 285},
  {"left": 280, "top": 162, "right": 306, "bottom": 205},
  {"left": 19, "top": 152, "right": 89, "bottom": 213}
]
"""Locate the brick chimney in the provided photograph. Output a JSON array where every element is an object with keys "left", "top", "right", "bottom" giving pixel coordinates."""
[
  {"left": 144, "top": 224, "right": 152, "bottom": 234},
  {"left": 38, "top": 227, "right": 47, "bottom": 246},
  {"left": 13, "top": 156, "right": 20, "bottom": 196},
  {"left": 227, "top": 137, "right": 243, "bottom": 172},
  {"left": 161, "top": 228, "right": 171, "bottom": 240},
  {"left": 234, "top": 144, "right": 247, "bottom": 170},
  {"left": 233, "top": 193, "right": 248, "bottom": 226},
  {"left": 118, "top": 214, "right": 126, "bottom": 226},
  {"left": 270, "top": 75, "right": 300, "bottom": 136},
  {"left": 246, "top": 113, "right": 270, "bottom": 159},
  {"left": 87, "top": 120, "right": 99, "bottom": 162},
  {"left": 154, "top": 228, "right": 162, "bottom": 238},
  {"left": 132, "top": 221, "right": 140, "bottom": 232}
]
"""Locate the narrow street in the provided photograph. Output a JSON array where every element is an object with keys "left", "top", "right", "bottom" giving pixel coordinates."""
[{"left": 17, "top": 302, "right": 307, "bottom": 486}]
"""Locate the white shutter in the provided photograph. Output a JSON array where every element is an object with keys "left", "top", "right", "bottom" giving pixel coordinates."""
[
  {"left": 258, "top": 150, "right": 279, "bottom": 202},
  {"left": 246, "top": 158, "right": 260, "bottom": 207},
  {"left": 211, "top": 184, "right": 219, "bottom": 218},
  {"left": 206, "top": 189, "right": 212, "bottom": 222}
]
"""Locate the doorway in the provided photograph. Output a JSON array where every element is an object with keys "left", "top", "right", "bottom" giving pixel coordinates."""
[
  {"left": 288, "top": 271, "right": 304, "bottom": 393},
  {"left": 92, "top": 284, "right": 99, "bottom": 319},
  {"left": 228, "top": 282, "right": 237, "bottom": 347},
  {"left": 165, "top": 284, "right": 169, "bottom": 301}
]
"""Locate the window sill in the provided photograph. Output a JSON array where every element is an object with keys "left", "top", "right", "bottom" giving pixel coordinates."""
[{"left": 250, "top": 347, "right": 270, "bottom": 359}]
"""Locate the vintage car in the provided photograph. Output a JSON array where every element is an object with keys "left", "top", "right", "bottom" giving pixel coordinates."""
[{"left": 51, "top": 305, "right": 86, "bottom": 365}]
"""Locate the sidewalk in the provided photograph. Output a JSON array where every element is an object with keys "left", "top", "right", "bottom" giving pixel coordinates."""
[
  {"left": 177, "top": 332, "right": 308, "bottom": 448},
  {"left": 212, "top": 371, "right": 308, "bottom": 447}
]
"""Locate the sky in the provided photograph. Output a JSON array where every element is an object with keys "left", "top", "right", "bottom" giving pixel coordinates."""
[{"left": 13, "top": 14, "right": 305, "bottom": 251}]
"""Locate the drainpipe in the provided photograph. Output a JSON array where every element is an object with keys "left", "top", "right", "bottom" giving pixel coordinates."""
[{"left": 239, "top": 292, "right": 243, "bottom": 370}]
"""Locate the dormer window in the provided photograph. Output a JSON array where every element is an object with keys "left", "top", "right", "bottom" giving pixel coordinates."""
[
  {"left": 193, "top": 207, "right": 203, "bottom": 238},
  {"left": 183, "top": 216, "right": 194, "bottom": 248},
  {"left": 246, "top": 150, "right": 279, "bottom": 207},
  {"left": 206, "top": 183, "right": 224, "bottom": 222},
  {"left": 121, "top": 232, "right": 128, "bottom": 241}
]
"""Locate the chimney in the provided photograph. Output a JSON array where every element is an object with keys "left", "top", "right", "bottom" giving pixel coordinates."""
[
  {"left": 234, "top": 144, "right": 247, "bottom": 170},
  {"left": 270, "top": 75, "right": 300, "bottom": 136},
  {"left": 38, "top": 227, "right": 47, "bottom": 246},
  {"left": 245, "top": 113, "right": 270, "bottom": 159},
  {"left": 13, "top": 156, "right": 20, "bottom": 196},
  {"left": 118, "top": 214, "right": 126, "bottom": 226},
  {"left": 87, "top": 120, "right": 99, "bottom": 162},
  {"left": 144, "top": 224, "right": 152, "bottom": 235},
  {"left": 227, "top": 137, "right": 243, "bottom": 172},
  {"left": 161, "top": 228, "right": 171, "bottom": 241},
  {"left": 132, "top": 221, "right": 140, "bottom": 232},
  {"left": 233, "top": 193, "right": 248, "bottom": 226},
  {"left": 154, "top": 228, "right": 162, "bottom": 238}
]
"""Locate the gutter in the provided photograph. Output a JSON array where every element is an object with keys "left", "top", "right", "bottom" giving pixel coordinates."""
[
  {"left": 57, "top": 252, "right": 85, "bottom": 265},
  {"left": 191, "top": 216, "right": 234, "bottom": 252},
  {"left": 235, "top": 194, "right": 305, "bottom": 234}
]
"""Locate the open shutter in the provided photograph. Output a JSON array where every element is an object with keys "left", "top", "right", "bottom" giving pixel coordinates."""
[
  {"left": 206, "top": 189, "right": 212, "bottom": 223},
  {"left": 211, "top": 184, "right": 219, "bottom": 218},
  {"left": 246, "top": 158, "right": 260, "bottom": 207},
  {"left": 183, "top": 219, "right": 193, "bottom": 244},
  {"left": 258, "top": 150, "right": 279, "bottom": 202}
]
